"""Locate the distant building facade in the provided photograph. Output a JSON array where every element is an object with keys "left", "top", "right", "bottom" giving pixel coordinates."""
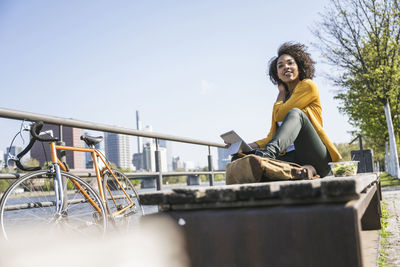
[
  {"left": 218, "top": 147, "right": 231, "bottom": 170},
  {"left": 0, "top": 149, "right": 4, "bottom": 169},
  {"left": 84, "top": 131, "right": 105, "bottom": 169},
  {"left": 142, "top": 143, "right": 167, "bottom": 172},
  {"left": 132, "top": 153, "right": 143, "bottom": 171},
  {"left": 172, "top": 156, "right": 184, "bottom": 171},
  {"left": 30, "top": 124, "right": 85, "bottom": 170},
  {"left": 104, "top": 133, "right": 133, "bottom": 170}
]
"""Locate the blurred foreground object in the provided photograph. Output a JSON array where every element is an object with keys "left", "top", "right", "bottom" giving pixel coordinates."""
[{"left": 0, "top": 216, "right": 189, "bottom": 267}]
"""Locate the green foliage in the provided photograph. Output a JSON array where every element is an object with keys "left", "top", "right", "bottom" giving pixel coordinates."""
[
  {"left": 130, "top": 179, "right": 140, "bottom": 186},
  {"left": 16, "top": 157, "right": 40, "bottom": 173},
  {"left": 200, "top": 173, "right": 225, "bottom": 182},
  {"left": 163, "top": 176, "right": 187, "bottom": 185},
  {"left": 313, "top": 0, "right": 400, "bottom": 151},
  {"left": 0, "top": 179, "right": 9, "bottom": 193},
  {"left": 42, "top": 161, "right": 52, "bottom": 170},
  {"left": 43, "top": 178, "right": 79, "bottom": 191},
  {"left": 43, "top": 179, "right": 54, "bottom": 191},
  {"left": 334, "top": 143, "right": 360, "bottom": 161},
  {"left": 67, "top": 179, "right": 75, "bottom": 190},
  {"left": 22, "top": 157, "right": 40, "bottom": 168},
  {"left": 215, "top": 173, "right": 225, "bottom": 182},
  {"left": 378, "top": 201, "right": 391, "bottom": 266},
  {"left": 380, "top": 172, "right": 400, "bottom": 187},
  {"left": 108, "top": 162, "right": 118, "bottom": 170}
]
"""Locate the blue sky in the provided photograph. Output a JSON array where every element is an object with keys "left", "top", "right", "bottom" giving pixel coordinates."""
[{"left": 0, "top": 0, "right": 353, "bottom": 167}]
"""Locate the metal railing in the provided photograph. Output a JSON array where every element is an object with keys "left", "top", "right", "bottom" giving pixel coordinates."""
[{"left": 0, "top": 107, "right": 226, "bottom": 190}]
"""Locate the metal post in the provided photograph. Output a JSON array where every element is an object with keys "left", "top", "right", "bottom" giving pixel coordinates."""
[
  {"left": 208, "top": 146, "right": 214, "bottom": 186},
  {"left": 57, "top": 124, "right": 68, "bottom": 211},
  {"left": 155, "top": 138, "right": 162, "bottom": 190},
  {"left": 59, "top": 125, "right": 63, "bottom": 142},
  {"left": 358, "top": 135, "right": 365, "bottom": 173}
]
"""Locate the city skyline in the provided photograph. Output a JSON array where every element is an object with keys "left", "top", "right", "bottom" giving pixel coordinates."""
[
  {"left": 1, "top": 120, "right": 212, "bottom": 172},
  {"left": 0, "top": 1, "right": 355, "bottom": 167}
]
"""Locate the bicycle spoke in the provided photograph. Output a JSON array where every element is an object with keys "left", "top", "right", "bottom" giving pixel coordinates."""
[{"left": 0, "top": 171, "right": 107, "bottom": 240}]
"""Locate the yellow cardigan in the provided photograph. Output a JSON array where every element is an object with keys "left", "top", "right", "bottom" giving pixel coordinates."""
[{"left": 255, "top": 79, "right": 342, "bottom": 162}]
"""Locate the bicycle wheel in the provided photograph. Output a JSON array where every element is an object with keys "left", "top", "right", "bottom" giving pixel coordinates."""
[
  {"left": 0, "top": 170, "right": 107, "bottom": 240},
  {"left": 102, "top": 169, "right": 144, "bottom": 231}
]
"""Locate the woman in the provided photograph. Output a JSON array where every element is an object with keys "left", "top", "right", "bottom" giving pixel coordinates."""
[{"left": 247, "top": 42, "right": 341, "bottom": 177}]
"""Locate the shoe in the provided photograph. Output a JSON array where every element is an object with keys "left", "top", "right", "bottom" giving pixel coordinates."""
[{"left": 254, "top": 149, "right": 270, "bottom": 158}]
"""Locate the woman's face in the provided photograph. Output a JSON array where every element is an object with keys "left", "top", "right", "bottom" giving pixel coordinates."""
[{"left": 277, "top": 54, "right": 299, "bottom": 85}]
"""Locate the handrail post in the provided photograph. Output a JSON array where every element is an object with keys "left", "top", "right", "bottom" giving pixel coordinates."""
[
  {"left": 59, "top": 125, "right": 63, "bottom": 142},
  {"left": 155, "top": 138, "right": 162, "bottom": 190},
  {"left": 207, "top": 146, "right": 214, "bottom": 186},
  {"left": 57, "top": 124, "right": 68, "bottom": 210}
]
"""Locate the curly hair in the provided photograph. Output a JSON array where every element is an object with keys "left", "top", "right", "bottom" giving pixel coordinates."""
[{"left": 268, "top": 42, "right": 315, "bottom": 86}]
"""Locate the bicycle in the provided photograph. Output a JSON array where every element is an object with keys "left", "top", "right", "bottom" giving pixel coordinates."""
[{"left": 0, "top": 121, "right": 144, "bottom": 240}]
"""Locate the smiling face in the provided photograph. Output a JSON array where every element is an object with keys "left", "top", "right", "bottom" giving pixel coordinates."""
[{"left": 277, "top": 54, "right": 299, "bottom": 86}]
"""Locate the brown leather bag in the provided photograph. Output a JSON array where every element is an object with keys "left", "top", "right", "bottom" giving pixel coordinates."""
[{"left": 226, "top": 154, "right": 319, "bottom": 185}]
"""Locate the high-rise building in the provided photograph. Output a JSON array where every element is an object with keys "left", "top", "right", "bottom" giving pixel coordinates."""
[
  {"left": 105, "top": 133, "right": 133, "bottom": 170},
  {"left": 142, "top": 143, "right": 167, "bottom": 172},
  {"left": 132, "top": 153, "right": 143, "bottom": 171},
  {"left": 30, "top": 124, "right": 85, "bottom": 170},
  {"left": 158, "top": 139, "right": 173, "bottom": 171},
  {"left": 0, "top": 149, "right": 4, "bottom": 169},
  {"left": 142, "top": 125, "right": 154, "bottom": 146},
  {"left": 172, "top": 156, "right": 184, "bottom": 171},
  {"left": 83, "top": 131, "right": 105, "bottom": 169},
  {"left": 218, "top": 147, "right": 231, "bottom": 170},
  {"left": 136, "top": 111, "right": 143, "bottom": 154}
]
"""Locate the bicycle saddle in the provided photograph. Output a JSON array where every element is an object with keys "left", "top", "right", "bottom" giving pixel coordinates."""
[{"left": 80, "top": 134, "right": 104, "bottom": 147}]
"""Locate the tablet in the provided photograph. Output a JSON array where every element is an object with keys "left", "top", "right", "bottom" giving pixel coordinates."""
[{"left": 220, "top": 130, "right": 252, "bottom": 154}]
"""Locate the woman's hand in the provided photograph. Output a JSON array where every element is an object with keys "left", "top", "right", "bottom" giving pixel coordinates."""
[
  {"left": 224, "top": 141, "right": 231, "bottom": 148},
  {"left": 225, "top": 142, "right": 259, "bottom": 149},
  {"left": 276, "top": 83, "right": 287, "bottom": 102}
]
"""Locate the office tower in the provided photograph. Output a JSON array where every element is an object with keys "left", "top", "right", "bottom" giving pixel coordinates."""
[
  {"left": 218, "top": 147, "right": 231, "bottom": 170},
  {"left": 158, "top": 139, "right": 173, "bottom": 171},
  {"left": 142, "top": 143, "right": 167, "bottom": 172},
  {"left": 30, "top": 125, "right": 85, "bottom": 170},
  {"left": 172, "top": 156, "right": 184, "bottom": 171},
  {"left": 136, "top": 111, "right": 143, "bottom": 154},
  {"left": 0, "top": 150, "right": 3, "bottom": 169},
  {"left": 132, "top": 153, "right": 143, "bottom": 171},
  {"left": 83, "top": 131, "right": 105, "bottom": 169},
  {"left": 105, "top": 133, "right": 133, "bottom": 170},
  {"left": 142, "top": 125, "right": 154, "bottom": 146}
]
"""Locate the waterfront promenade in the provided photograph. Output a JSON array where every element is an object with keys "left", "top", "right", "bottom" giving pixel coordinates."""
[
  {"left": 361, "top": 184, "right": 400, "bottom": 267},
  {"left": 381, "top": 185, "right": 400, "bottom": 266}
]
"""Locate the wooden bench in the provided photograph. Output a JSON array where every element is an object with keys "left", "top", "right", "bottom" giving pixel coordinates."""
[{"left": 140, "top": 173, "right": 381, "bottom": 267}]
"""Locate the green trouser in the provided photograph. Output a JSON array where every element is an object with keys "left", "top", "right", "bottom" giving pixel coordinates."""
[{"left": 260, "top": 108, "right": 332, "bottom": 177}]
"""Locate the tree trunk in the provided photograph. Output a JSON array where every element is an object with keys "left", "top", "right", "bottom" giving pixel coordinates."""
[{"left": 384, "top": 100, "right": 400, "bottom": 179}]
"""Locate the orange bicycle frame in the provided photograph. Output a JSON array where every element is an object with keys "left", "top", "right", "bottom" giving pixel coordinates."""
[{"left": 49, "top": 142, "right": 135, "bottom": 214}]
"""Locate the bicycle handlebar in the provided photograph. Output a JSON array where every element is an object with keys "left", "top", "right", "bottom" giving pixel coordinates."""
[
  {"left": 14, "top": 121, "right": 59, "bottom": 172},
  {"left": 30, "top": 121, "right": 59, "bottom": 142}
]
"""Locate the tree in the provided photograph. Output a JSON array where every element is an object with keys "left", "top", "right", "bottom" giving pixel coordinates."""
[{"left": 313, "top": 0, "right": 400, "bottom": 177}]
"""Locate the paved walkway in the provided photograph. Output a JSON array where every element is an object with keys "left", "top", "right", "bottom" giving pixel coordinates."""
[{"left": 381, "top": 186, "right": 400, "bottom": 266}]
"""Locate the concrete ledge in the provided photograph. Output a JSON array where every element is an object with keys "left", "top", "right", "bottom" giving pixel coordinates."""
[{"left": 140, "top": 173, "right": 379, "bottom": 211}]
